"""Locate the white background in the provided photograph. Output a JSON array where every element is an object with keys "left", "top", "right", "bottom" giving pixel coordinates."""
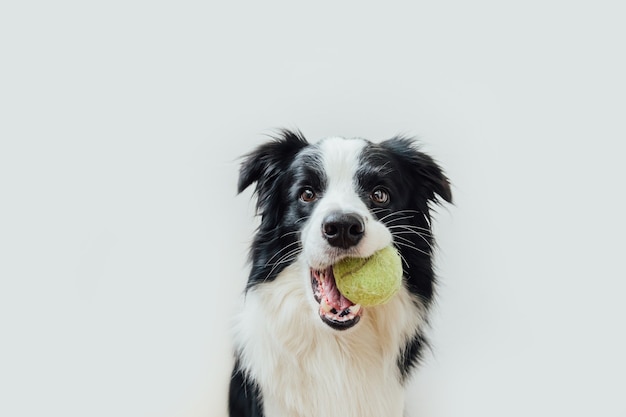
[{"left": 1, "top": 1, "right": 625, "bottom": 416}]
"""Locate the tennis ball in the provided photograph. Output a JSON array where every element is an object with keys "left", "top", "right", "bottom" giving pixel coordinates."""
[{"left": 333, "top": 246, "right": 403, "bottom": 307}]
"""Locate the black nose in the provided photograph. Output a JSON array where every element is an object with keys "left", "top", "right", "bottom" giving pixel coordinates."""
[{"left": 321, "top": 212, "right": 365, "bottom": 249}]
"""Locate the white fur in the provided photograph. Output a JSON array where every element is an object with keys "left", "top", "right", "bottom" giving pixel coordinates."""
[
  {"left": 301, "top": 137, "right": 392, "bottom": 269},
  {"left": 233, "top": 137, "right": 426, "bottom": 417},
  {"left": 233, "top": 263, "right": 425, "bottom": 417}
]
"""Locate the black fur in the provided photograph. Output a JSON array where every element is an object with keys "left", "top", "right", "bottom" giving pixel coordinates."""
[
  {"left": 237, "top": 130, "right": 310, "bottom": 289},
  {"left": 229, "top": 363, "right": 264, "bottom": 417},
  {"left": 397, "top": 333, "right": 430, "bottom": 383},
  {"left": 358, "top": 139, "right": 451, "bottom": 302},
  {"left": 232, "top": 130, "right": 451, "bottom": 416}
]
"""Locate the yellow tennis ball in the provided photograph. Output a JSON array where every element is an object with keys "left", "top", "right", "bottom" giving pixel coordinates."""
[{"left": 333, "top": 246, "right": 403, "bottom": 307}]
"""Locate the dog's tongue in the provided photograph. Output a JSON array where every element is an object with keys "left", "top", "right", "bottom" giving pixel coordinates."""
[{"left": 322, "top": 267, "right": 353, "bottom": 311}]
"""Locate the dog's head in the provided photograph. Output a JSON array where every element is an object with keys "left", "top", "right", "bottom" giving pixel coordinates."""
[{"left": 239, "top": 130, "right": 451, "bottom": 330}]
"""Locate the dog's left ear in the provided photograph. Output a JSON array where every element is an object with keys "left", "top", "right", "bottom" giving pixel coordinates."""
[{"left": 381, "top": 137, "right": 452, "bottom": 205}]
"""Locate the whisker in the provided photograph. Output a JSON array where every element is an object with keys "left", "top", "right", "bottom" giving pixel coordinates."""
[
  {"left": 391, "top": 230, "right": 433, "bottom": 240},
  {"left": 279, "top": 230, "right": 301, "bottom": 239},
  {"left": 393, "top": 234, "right": 421, "bottom": 246},
  {"left": 393, "top": 240, "right": 430, "bottom": 257},
  {"left": 262, "top": 248, "right": 302, "bottom": 282},
  {"left": 422, "top": 212, "right": 431, "bottom": 228},
  {"left": 370, "top": 207, "right": 390, "bottom": 213},
  {"left": 392, "top": 231, "right": 431, "bottom": 240},
  {"left": 391, "top": 229, "right": 435, "bottom": 251},
  {"left": 386, "top": 224, "right": 432, "bottom": 233},
  {"left": 388, "top": 230, "right": 433, "bottom": 242},
  {"left": 378, "top": 211, "right": 401, "bottom": 223},
  {"left": 383, "top": 215, "right": 416, "bottom": 225},
  {"left": 396, "top": 249, "right": 410, "bottom": 269},
  {"left": 263, "top": 241, "right": 301, "bottom": 267},
  {"left": 378, "top": 209, "right": 427, "bottom": 224},
  {"left": 264, "top": 249, "right": 301, "bottom": 267},
  {"left": 382, "top": 209, "right": 423, "bottom": 217},
  {"left": 392, "top": 209, "right": 424, "bottom": 215},
  {"left": 370, "top": 208, "right": 391, "bottom": 218},
  {"left": 393, "top": 234, "right": 435, "bottom": 253}
]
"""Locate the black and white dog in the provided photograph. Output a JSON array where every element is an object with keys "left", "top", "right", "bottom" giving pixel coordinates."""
[{"left": 230, "top": 130, "right": 452, "bottom": 417}]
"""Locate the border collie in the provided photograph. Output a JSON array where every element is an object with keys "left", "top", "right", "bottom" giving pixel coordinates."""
[{"left": 230, "top": 130, "right": 452, "bottom": 417}]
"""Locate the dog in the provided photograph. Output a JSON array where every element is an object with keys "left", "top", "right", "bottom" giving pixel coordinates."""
[{"left": 229, "top": 130, "right": 452, "bottom": 417}]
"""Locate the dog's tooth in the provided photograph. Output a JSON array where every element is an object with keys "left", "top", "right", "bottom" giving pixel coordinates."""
[
  {"left": 351, "top": 304, "right": 362, "bottom": 315},
  {"left": 320, "top": 298, "right": 333, "bottom": 313}
]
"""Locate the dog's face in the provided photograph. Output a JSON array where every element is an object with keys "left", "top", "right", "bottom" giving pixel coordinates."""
[{"left": 239, "top": 130, "right": 451, "bottom": 331}]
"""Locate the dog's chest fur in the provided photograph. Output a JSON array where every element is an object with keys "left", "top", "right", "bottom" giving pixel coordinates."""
[{"left": 233, "top": 263, "right": 425, "bottom": 417}]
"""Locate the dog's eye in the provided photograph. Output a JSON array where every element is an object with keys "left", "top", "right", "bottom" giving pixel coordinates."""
[
  {"left": 300, "top": 187, "right": 317, "bottom": 203},
  {"left": 370, "top": 188, "right": 390, "bottom": 205}
]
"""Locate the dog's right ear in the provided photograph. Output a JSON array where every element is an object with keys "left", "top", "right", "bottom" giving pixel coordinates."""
[{"left": 238, "top": 129, "right": 308, "bottom": 211}]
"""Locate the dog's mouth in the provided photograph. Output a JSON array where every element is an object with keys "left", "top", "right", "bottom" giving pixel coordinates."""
[{"left": 311, "top": 267, "right": 362, "bottom": 330}]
